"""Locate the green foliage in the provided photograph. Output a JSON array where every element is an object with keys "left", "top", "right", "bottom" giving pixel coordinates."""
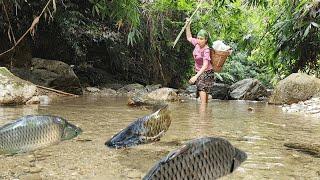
[
  {"left": 243, "top": 0, "right": 268, "bottom": 7},
  {"left": 133, "top": 0, "right": 277, "bottom": 86},
  {"left": 89, "top": 0, "right": 141, "bottom": 45},
  {"left": 239, "top": 0, "right": 319, "bottom": 82},
  {"left": 271, "top": 0, "right": 320, "bottom": 73},
  {"left": 127, "top": 27, "right": 142, "bottom": 46}
]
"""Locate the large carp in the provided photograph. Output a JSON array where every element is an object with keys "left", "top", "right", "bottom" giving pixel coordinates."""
[
  {"left": 105, "top": 105, "right": 171, "bottom": 148},
  {"left": 143, "top": 137, "right": 247, "bottom": 180},
  {"left": 0, "top": 115, "right": 82, "bottom": 154}
]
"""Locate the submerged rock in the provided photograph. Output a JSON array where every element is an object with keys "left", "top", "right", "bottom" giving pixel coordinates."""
[
  {"left": 281, "top": 97, "right": 320, "bottom": 117},
  {"left": 26, "top": 95, "right": 52, "bottom": 105}
]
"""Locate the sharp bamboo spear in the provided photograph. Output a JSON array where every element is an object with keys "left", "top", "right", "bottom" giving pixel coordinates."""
[{"left": 172, "top": 2, "right": 202, "bottom": 48}]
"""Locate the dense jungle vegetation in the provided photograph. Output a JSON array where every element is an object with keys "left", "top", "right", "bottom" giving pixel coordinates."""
[{"left": 0, "top": 0, "right": 319, "bottom": 88}]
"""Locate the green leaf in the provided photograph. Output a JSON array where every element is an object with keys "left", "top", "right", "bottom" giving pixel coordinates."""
[
  {"left": 214, "top": 73, "right": 223, "bottom": 81},
  {"left": 303, "top": 24, "right": 311, "bottom": 39},
  {"left": 94, "top": 6, "right": 100, "bottom": 15},
  {"left": 311, "top": 22, "right": 319, "bottom": 28}
]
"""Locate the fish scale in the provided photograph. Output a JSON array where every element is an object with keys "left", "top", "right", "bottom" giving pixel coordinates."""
[
  {"left": 143, "top": 137, "right": 247, "bottom": 180},
  {"left": 6, "top": 121, "right": 55, "bottom": 152},
  {"left": 0, "top": 115, "right": 81, "bottom": 154}
]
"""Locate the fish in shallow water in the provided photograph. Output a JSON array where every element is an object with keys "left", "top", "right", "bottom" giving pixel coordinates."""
[
  {"left": 143, "top": 137, "right": 247, "bottom": 180},
  {"left": 105, "top": 104, "right": 171, "bottom": 148},
  {"left": 0, "top": 115, "right": 82, "bottom": 154}
]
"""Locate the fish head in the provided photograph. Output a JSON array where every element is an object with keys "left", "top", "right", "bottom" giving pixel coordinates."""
[
  {"left": 231, "top": 147, "right": 247, "bottom": 172},
  {"left": 57, "top": 118, "right": 82, "bottom": 140},
  {"left": 62, "top": 122, "right": 82, "bottom": 140},
  {"left": 105, "top": 126, "right": 140, "bottom": 148}
]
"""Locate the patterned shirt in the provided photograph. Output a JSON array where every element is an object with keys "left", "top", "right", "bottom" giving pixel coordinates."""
[{"left": 188, "top": 38, "right": 212, "bottom": 72}]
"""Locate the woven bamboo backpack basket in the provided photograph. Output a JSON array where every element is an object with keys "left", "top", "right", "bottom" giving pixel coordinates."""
[{"left": 210, "top": 48, "right": 232, "bottom": 72}]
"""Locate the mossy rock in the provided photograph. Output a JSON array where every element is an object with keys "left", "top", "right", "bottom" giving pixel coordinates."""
[
  {"left": 0, "top": 67, "right": 36, "bottom": 105},
  {"left": 0, "top": 67, "right": 15, "bottom": 78},
  {"left": 269, "top": 73, "right": 320, "bottom": 105}
]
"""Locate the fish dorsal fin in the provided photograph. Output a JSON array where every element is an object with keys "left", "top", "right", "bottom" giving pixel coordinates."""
[
  {"left": 162, "top": 144, "right": 189, "bottom": 163},
  {"left": 0, "top": 116, "right": 31, "bottom": 131},
  {"left": 151, "top": 103, "right": 168, "bottom": 112},
  {"left": 142, "top": 104, "right": 169, "bottom": 126}
]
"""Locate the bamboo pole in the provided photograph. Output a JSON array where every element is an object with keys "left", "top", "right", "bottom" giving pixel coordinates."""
[
  {"left": 172, "top": 2, "right": 202, "bottom": 48},
  {"left": 36, "top": 85, "right": 79, "bottom": 97}
]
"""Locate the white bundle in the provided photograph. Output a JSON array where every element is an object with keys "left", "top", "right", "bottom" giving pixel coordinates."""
[{"left": 211, "top": 40, "right": 231, "bottom": 51}]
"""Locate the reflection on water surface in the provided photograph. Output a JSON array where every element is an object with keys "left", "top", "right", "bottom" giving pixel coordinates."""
[{"left": 0, "top": 96, "right": 320, "bottom": 179}]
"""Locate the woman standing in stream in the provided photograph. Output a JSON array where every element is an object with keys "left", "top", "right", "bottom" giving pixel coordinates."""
[{"left": 186, "top": 19, "right": 215, "bottom": 104}]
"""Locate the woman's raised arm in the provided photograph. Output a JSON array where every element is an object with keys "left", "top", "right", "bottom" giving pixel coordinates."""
[{"left": 186, "top": 19, "right": 192, "bottom": 42}]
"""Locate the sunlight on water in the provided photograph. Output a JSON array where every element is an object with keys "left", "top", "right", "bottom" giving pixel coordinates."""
[{"left": 0, "top": 96, "right": 320, "bottom": 179}]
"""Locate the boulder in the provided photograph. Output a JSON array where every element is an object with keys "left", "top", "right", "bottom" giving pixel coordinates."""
[
  {"left": 117, "top": 83, "right": 146, "bottom": 95},
  {"left": 30, "top": 58, "right": 82, "bottom": 95},
  {"left": 183, "top": 85, "right": 197, "bottom": 98},
  {"left": 118, "top": 83, "right": 145, "bottom": 92},
  {"left": 11, "top": 58, "right": 82, "bottom": 95},
  {"left": 185, "top": 85, "right": 197, "bottom": 94},
  {"left": 212, "top": 83, "right": 230, "bottom": 100},
  {"left": 146, "top": 88, "right": 179, "bottom": 101},
  {"left": 85, "top": 87, "right": 101, "bottom": 93},
  {"left": 128, "top": 96, "right": 160, "bottom": 107},
  {"left": 128, "top": 87, "right": 179, "bottom": 106},
  {"left": 229, "top": 78, "right": 267, "bottom": 100},
  {"left": 0, "top": 67, "right": 37, "bottom": 105},
  {"left": 117, "top": 83, "right": 146, "bottom": 96},
  {"left": 145, "top": 84, "right": 162, "bottom": 92},
  {"left": 268, "top": 73, "right": 320, "bottom": 105},
  {"left": 100, "top": 88, "right": 117, "bottom": 96},
  {"left": 26, "top": 96, "right": 41, "bottom": 105}
]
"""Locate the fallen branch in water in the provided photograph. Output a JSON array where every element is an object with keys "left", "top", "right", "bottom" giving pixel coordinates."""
[{"left": 36, "top": 85, "right": 79, "bottom": 97}]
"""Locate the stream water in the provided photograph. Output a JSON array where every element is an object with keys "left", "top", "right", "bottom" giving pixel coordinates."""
[{"left": 0, "top": 96, "right": 319, "bottom": 179}]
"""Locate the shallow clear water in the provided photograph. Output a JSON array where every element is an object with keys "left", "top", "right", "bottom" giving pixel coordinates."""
[{"left": 0, "top": 96, "right": 320, "bottom": 179}]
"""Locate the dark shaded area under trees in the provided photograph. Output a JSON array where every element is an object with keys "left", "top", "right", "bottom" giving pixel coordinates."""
[{"left": 0, "top": 0, "right": 192, "bottom": 89}]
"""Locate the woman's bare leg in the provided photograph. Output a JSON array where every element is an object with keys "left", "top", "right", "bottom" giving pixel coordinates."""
[{"left": 199, "top": 91, "right": 208, "bottom": 104}]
